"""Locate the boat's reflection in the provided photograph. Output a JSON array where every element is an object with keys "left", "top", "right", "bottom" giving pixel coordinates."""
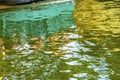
[{"left": 0, "top": 1, "right": 74, "bottom": 55}]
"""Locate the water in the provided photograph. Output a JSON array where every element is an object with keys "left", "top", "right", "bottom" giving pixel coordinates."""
[{"left": 0, "top": 0, "right": 120, "bottom": 80}]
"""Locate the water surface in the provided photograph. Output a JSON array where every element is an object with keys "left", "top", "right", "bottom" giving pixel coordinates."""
[{"left": 0, "top": 0, "right": 120, "bottom": 80}]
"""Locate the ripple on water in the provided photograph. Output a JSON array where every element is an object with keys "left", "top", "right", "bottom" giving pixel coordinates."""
[{"left": 0, "top": 0, "right": 119, "bottom": 79}]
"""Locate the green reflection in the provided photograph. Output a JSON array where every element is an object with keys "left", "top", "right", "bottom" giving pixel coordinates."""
[
  {"left": 0, "top": 0, "right": 74, "bottom": 80},
  {"left": 0, "top": 1, "right": 74, "bottom": 51}
]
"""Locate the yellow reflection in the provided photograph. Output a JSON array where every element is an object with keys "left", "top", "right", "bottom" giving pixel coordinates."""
[
  {"left": 108, "top": 48, "right": 120, "bottom": 52},
  {"left": 0, "top": 38, "right": 5, "bottom": 56},
  {"left": 0, "top": 5, "right": 11, "bottom": 9},
  {"left": 0, "top": 76, "right": 3, "bottom": 80},
  {"left": 29, "top": 37, "right": 42, "bottom": 50},
  {"left": 73, "top": 0, "right": 120, "bottom": 33}
]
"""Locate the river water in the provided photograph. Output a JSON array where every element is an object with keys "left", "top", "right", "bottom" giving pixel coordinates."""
[{"left": 0, "top": 0, "right": 120, "bottom": 80}]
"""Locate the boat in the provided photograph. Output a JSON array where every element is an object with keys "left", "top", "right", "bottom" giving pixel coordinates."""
[{"left": 0, "top": 0, "right": 44, "bottom": 4}]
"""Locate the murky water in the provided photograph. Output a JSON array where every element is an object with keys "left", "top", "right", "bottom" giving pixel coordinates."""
[{"left": 0, "top": 0, "right": 120, "bottom": 80}]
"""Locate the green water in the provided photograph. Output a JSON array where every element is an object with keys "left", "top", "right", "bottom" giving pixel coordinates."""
[{"left": 0, "top": 0, "right": 120, "bottom": 80}]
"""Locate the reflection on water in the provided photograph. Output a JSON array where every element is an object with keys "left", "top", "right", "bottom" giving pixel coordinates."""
[
  {"left": 0, "top": 0, "right": 120, "bottom": 80},
  {"left": 0, "top": 1, "right": 75, "bottom": 80},
  {"left": 73, "top": 0, "right": 120, "bottom": 80},
  {"left": 74, "top": 0, "right": 120, "bottom": 33}
]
